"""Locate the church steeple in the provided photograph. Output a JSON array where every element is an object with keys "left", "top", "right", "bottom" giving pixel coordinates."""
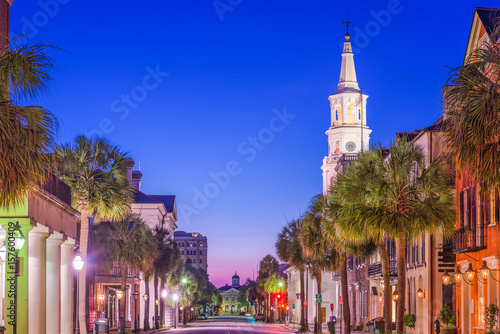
[
  {"left": 321, "top": 28, "right": 372, "bottom": 195},
  {"left": 337, "top": 27, "right": 360, "bottom": 94}
]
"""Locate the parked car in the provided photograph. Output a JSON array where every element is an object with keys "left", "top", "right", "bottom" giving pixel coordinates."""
[
  {"left": 213, "top": 311, "right": 219, "bottom": 316},
  {"left": 239, "top": 311, "right": 245, "bottom": 316},
  {"left": 245, "top": 313, "right": 251, "bottom": 317},
  {"left": 255, "top": 313, "right": 265, "bottom": 321},
  {"left": 199, "top": 313, "right": 208, "bottom": 320}
]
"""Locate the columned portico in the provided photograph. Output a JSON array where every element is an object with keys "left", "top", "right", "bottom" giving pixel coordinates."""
[
  {"left": 46, "top": 233, "right": 64, "bottom": 334},
  {"left": 28, "top": 227, "right": 49, "bottom": 334}
]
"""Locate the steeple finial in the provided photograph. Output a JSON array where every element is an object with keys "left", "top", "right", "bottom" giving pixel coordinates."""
[{"left": 342, "top": 10, "right": 352, "bottom": 41}]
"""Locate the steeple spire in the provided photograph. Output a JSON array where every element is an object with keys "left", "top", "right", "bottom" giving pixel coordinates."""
[{"left": 336, "top": 21, "right": 360, "bottom": 94}]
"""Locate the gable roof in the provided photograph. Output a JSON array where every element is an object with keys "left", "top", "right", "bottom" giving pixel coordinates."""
[{"left": 476, "top": 8, "right": 500, "bottom": 37}]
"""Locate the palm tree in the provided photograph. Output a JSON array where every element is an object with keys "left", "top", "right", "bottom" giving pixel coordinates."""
[
  {"left": 93, "top": 214, "right": 157, "bottom": 332},
  {"left": 444, "top": 26, "right": 500, "bottom": 189},
  {"left": 334, "top": 140, "right": 455, "bottom": 333},
  {"left": 258, "top": 255, "right": 279, "bottom": 322},
  {"left": 329, "top": 147, "right": 393, "bottom": 334},
  {"left": 152, "top": 226, "right": 180, "bottom": 327},
  {"left": 300, "top": 194, "right": 339, "bottom": 334},
  {"left": 55, "top": 136, "right": 133, "bottom": 333},
  {"left": 0, "top": 37, "right": 58, "bottom": 207},
  {"left": 276, "top": 218, "right": 307, "bottom": 331}
]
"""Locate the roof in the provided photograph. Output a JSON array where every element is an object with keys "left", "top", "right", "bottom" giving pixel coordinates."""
[
  {"left": 218, "top": 284, "right": 238, "bottom": 292},
  {"left": 132, "top": 191, "right": 176, "bottom": 213},
  {"left": 133, "top": 190, "right": 162, "bottom": 204},
  {"left": 174, "top": 231, "right": 206, "bottom": 238},
  {"left": 476, "top": 8, "right": 500, "bottom": 37},
  {"left": 150, "top": 195, "right": 175, "bottom": 213}
]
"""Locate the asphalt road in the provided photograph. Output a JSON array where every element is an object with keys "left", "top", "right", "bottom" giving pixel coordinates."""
[{"left": 168, "top": 315, "right": 294, "bottom": 334}]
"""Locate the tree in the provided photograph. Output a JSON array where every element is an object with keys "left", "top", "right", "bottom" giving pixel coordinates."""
[
  {"left": 258, "top": 255, "right": 279, "bottom": 322},
  {"left": 334, "top": 140, "right": 455, "bottom": 333},
  {"left": 55, "top": 136, "right": 133, "bottom": 332},
  {"left": 152, "top": 226, "right": 180, "bottom": 327},
  {"left": 329, "top": 147, "right": 393, "bottom": 334},
  {"left": 93, "top": 214, "right": 157, "bottom": 332},
  {"left": 276, "top": 218, "right": 307, "bottom": 331},
  {"left": 300, "top": 194, "right": 339, "bottom": 334},
  {"left": 444, "top": 26, "right": 500, "bottom": 189},
  {"left": 0, "top": 37, "right": 58, "bottom": 207}
]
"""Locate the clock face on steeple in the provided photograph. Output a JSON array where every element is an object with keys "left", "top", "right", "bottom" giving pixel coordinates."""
[{"left": 345, "top": 141, "right": 356, "bottom": 152}]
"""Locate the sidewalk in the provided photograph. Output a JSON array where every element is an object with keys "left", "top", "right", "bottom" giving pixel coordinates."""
[{"left": 280, "top": 322, "right": 366, "bottom": 334}]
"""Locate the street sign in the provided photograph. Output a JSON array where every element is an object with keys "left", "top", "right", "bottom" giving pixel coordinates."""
[
  {"left": 315, "top": 294, "right": 321, "bottom": 298},
  {"left": 330, "top": 303, "right": 334, "bottom": 311},
  {"left": 292, "top": 303, "right": 295, "bottom": 310},
  {"left": 339, "top": 296, "right": 343, "bottom": 304},
  {"left": 315, "top": 294, "right": 322, "bottom": 303}
]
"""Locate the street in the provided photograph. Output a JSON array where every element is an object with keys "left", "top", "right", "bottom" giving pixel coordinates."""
[{"left": 168, "top": 315, "right": 294, "bottom": 333}]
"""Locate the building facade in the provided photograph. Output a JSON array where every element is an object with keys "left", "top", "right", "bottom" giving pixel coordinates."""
[
  {"left": 453, "top": 8, "right": 500, "bottom": 334},
  {"left": 174, "top": 231, "right": 208, "bottom": 272},
  {"left": 218, "top": 273, "right": 243, "bottom": 314}
]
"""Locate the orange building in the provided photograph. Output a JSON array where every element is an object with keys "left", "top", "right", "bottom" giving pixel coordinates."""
[{"left": 452, "top": 8, "right": 500, "bottom": 334}]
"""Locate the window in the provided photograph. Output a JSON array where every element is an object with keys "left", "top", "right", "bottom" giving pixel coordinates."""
[
  {"left": 200, "top": 242, "right": 204, "bottom": 247},
  {"left": 181, "top": 251, "right": 184, "bottom": 255},
  {"left": 200, "top": 259, "right": 203, "bottom": 264},
  {"left": 460, "top": 191, "right": 464, "bottom": 228},
  {"left": 200, "top": 251, "right": 203, "bottom": 255},
  {"left": 421, "top": 236, "right": 425, "bottom": 264},
  {"left": 232, "top": 296, "right": 235, "bottom": 302},
  {"left": 226, "top": 297, "right": 228, "bottom": 301}
]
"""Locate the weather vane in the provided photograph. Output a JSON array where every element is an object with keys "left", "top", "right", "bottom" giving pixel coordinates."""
[{"left": 342, "top": 20, "right": 352, "bottom": 35}]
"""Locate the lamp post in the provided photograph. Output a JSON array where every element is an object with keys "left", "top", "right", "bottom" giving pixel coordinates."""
[
  {"left": 155, "top": 299, "right": 159, "bottom": 329},
  {"left": 133, "top": 291, "right": 139, "bottom": 333},
  {"left": 161, "top": 290, "right": 167, "bottom": 326},
  {"left": 172, "top": 293, "right": 179, "bottom": 329},
  {"left": 73, "top": 251, "right": 84, "bottom": 334},
  {"left": 143, "top": 293, "right": 148, "bottom": 330},
  {"left": 117, "top": 290, "right": 124, "bottom": 334}
]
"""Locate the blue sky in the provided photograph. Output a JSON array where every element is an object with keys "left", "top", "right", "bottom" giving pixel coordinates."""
[{"left": 10, "top": 0, "right": 500, "bottom": 287}]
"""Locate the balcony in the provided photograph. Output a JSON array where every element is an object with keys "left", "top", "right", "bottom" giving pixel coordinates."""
[
  {"left": 42, "top": 172, "right": 72, "bottom": 206},
  {"left": 367, "top": 260, "right": 397, "bottom": 279},
  {"left": 95, "top": 265, "right": 136, "bottom": 278},
  {"left": 453, "top": 226, "right": 486, "bottom": 254}
]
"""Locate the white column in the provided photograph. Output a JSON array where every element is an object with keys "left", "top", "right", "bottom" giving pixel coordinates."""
[
  {"left": 60, "top": 240, "right": 75, "bottom": 334},
  {"left": 46, "top": 234, "right": 63, "bottom": 334},
  {"left": 127, "top": 287, "right": 131, "bottom": 321},
  {"left": 29, "top": 230, "right": 48, "bottom": 334}
]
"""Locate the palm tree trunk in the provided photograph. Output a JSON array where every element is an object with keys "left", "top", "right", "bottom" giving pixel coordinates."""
[
  {"left": 395, "top": 231, "right": 406, "bottom": 334},
  {"left": 79, "top": 208, "right": 90, "bottom": 334},
  {"left": 378, "top": 242, "right": 392, "bottom": 334},
  {"left": 300, "top": 269, "right": 305, "bottom": 330},
  {"left": 154, "top": 273, "right": 159, "bottom": 328},
  {"left": 316, "top": 269, "right": 323, "bottom": 334},
  {"left": 144, "top": 273, "right": 150, "bottom": 330},
  {"left": 340, "top": 253, "right": 351, "bottom": 334}
]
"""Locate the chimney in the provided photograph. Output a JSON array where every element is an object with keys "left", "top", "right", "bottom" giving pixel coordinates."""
[
  {"left": 132, "top": 170, "right": 143, "bottom": 191},
  {"left": 125, "top": 158, "right": 135, "bottom": 184}
]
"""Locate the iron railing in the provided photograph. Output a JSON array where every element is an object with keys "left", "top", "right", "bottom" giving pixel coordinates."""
[
  {"left": 367, "top": 260, "right": 397, "bottom": 279},
  {"left": 42, "top": 172, "right": 72, "bottom": 206},
  {"left": 453, "top": 225, "right": 486, "bottom": 253}
]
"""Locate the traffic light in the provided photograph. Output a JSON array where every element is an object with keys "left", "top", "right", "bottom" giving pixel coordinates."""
[{"left": 277, "top": 294, "right": 281, "bottom": 299}]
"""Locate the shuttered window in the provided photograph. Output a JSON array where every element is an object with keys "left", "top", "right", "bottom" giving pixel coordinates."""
[{"left": 460, "top": 191, "right": 464, "bottom": 228}]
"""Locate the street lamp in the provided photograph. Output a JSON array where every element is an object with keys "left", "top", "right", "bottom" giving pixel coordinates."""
[
  {"left": 117, "top": 290, "right": 124, "bottom": 334},
  {"left": 466, "top": 263, "right": 476, "bottom": 282},
  {"left": 162, "top": 290, "right": 167, "bottom": 298},
  {"left": 172, "top": 293, "right": 179, "bottom": 328},
  {"left": 73, "top": 251, "right": 84, "bottom": 334},
  {"left": 442, "top": 269, "right": 451, "bottom": 286},
  {"left": 480, "top": 260, "right": 491, "bottom": 281},
  {"left": 133, "top": 291, "right": 139, "bottom": 333}
]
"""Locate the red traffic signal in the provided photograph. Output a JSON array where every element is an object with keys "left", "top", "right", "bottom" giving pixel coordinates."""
[{"left": 277, "top": 294, "right": 281, "bottom": 299}]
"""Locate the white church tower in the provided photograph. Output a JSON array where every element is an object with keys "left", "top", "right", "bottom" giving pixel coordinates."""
[{"left": 322, "top": 29, "right": 372, "bottom": 194}]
